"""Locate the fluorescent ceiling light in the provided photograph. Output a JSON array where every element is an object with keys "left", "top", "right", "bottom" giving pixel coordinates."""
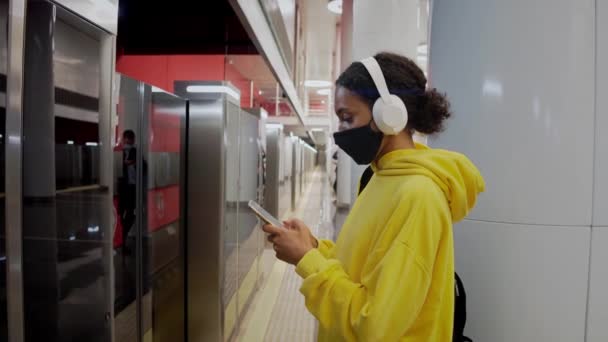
[
  {"left": 86, "top": 142, "right": 98, "bottom": 146},
  {"left": 311, "top": 128, "right": 324, "bottom": 132},
  {"left": 417, "top": 44, "right": 428, "bottom": 55},
  {"left": 55, "top": 56, "right": 83, "bottom": 65},
  {"left": 266, "top": 123, "right": 284, "bottom": 130},
  {"left": 304, "top": 80, "right": 332, "bottom": 88},
  {"left": 317, "top": 88, "right": 332, "bottom": 95},
  {"left": 67, "top": 140, "right": 74, "bottom": 145},
  {"left": 482, "top": 79, "right": 504, "bottom": 98},
  {"left": 327, "top": 0, "right": 342, "bottom": 14},
  {"left": 186, "top": 85, "right": 240, "bottom": 101},
  {"left": 260, "top": 108, "right": 268, "bottom": 119}
]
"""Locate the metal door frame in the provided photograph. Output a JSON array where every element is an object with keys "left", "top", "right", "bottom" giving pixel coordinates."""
[{"left": 5, "top": 1, "right": 27, "bottom": 341}]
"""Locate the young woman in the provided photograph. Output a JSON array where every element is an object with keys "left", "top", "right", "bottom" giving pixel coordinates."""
[{"left": 263, "top": 52, "right": 485, "bottom": 342}]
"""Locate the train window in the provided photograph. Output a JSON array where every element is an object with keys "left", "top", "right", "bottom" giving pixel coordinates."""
[
  {"left": 0, "top": 0, "right": 8, "bottom": 339},
  {"left": 21, "top": 4, "right": 111, "bottom": 341}
]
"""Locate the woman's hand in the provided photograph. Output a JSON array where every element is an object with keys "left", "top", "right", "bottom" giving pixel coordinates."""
[{"left": 263, "top": 218, "right": 317, "bottom": 265}]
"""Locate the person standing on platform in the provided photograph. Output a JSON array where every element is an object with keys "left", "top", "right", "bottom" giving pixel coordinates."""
[{"left": 264, "top": 52, "right": 485, "bottom": 342}]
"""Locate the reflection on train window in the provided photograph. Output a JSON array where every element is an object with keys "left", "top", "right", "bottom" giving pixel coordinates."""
[
  {"left": 21, "top": 6, "right": 111, "bottom": 342},
  {"left": 1, "top": 0, "right": 8, "bottom": 339},
  {"left": 113, "top": 76, "right": 186, "bottom": 342},
  {"left": 143, "top": 90, "right": 185, "bottom": 342}
]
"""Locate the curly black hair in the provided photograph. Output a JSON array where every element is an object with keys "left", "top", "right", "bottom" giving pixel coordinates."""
[{"left": 336, "top": 52, "right": 451, "bottom": 134}]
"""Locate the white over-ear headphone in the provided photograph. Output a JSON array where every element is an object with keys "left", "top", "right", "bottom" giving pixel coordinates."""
[{"left": 360, "top": 57, "right": 408, "bottom": 135}]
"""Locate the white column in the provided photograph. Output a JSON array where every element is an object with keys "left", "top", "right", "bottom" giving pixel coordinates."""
[
  {"left": 587, "top": 1, "right": 608, "bottom": 342},
  {"left": 335, "top": 0, "right": 353, "bottom": 207},
  {"left": 352, "top": 0, "right": 419, "bottom": 60},
  {"left": 430, "top": 0, "right": 597, "bottom": 341},
  {"left": 343, "top": 0, "right": 422, "bottom": 204},
  {"left": 339, "top": 0, "right": 353, "bottom": 72}
]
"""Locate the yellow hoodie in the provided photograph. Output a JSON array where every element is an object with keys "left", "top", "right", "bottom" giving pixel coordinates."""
[{"left": 296, "top": 144, "right": 485, "bottom": 342}]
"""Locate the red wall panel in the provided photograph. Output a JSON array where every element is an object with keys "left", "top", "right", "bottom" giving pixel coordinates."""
[
  {"left": 117, "top": 54, "right": 269, "bottom": 109},
  {"left": 148, "top": 185, "right": 180, "bottom": 233},
  {"left": 116, "top": 55, "right": 170, "bottom": 90}
]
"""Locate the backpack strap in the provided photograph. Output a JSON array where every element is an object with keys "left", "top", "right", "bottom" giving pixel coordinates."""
[
  {"left": 358, "top": 166, "right": 374, "bottom": 195},
  {"left": 453, "top": 272, "right": 470, "bottom": 342}
]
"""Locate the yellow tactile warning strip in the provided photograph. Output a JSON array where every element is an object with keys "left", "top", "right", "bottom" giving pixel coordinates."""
[
  {"left": 236, "top": 170, "right": 335, "bottom": 341},
  {"left": 264, "top": 172, "right": 335, "bottom": 342}
]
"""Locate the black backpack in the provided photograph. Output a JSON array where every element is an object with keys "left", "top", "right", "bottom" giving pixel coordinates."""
[{"left": 357, "top": 166, "right": 472, "bottom": 342}]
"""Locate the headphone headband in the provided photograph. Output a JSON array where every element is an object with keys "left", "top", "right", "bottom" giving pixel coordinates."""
[
  {"left": 358, "top": 56, "right": 409, "bottom": 135},
  {"left": 360, "top": 57, "right": 392, "bottom": 102}
]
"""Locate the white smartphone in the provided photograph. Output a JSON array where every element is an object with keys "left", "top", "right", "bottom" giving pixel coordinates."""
[{"left": 248, "top": 200, "right": 284, "bottom": 228}]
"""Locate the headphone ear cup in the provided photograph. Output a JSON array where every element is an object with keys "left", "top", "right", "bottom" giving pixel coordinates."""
[
  {"left": 372, "top": 95, "right": 408, "bottom": 135},
  {"left": 372, "top": 98, "right": 386, "bottom": 132}
]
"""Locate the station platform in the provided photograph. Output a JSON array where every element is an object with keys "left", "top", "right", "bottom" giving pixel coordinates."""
[{"left": 235, "top": 170, "right": 336, "bottom": 342}]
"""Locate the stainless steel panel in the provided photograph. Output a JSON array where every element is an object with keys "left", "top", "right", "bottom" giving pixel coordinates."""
[
  {"left": 176, "top": 81, "right": 254, "bottom": 341},
  {"left": 237, "top": 109, "right": 261, "bottom": 319},
  {"left": 280, "top": 135, "right": 292, "bottom": 217},
  {"left": 224, "top": 100, "right": 239, "bottom": 340},
  {"left": 147, "top": 222, "right": 180, "bottom": 275},
  {"left": 290, "top": 139, "right": 296, "bottom": 211},
  {"left": 141, "top": 88, "right": 186, "bottom": 342},
  {"left": 51, "top": 0, "right": 118, "bottom": 34},
  {"left": 176, "top": 87, "right": 227, "bottom": 342},
  {"left": 0, "top": 0, "right": 8, "bottom": 337},
  {"left": 5, "top": 0, "right": 26, "bottom": 342},
  {"left": 264, "top": 128, "right": 281, "bottom": 217},
  {"left": 258, "top": 0, "right": 295, "bottom": 75},
  {"left": 136, "top": 83, "right": 149, "bottom": 342},
  {"left": 4, "top": 0, "right": 26, "bottom": 340}
]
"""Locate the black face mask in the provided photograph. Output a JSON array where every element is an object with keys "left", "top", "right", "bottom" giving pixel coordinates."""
[{"left": 333, "top": 121, "right": 383, "bottom": 165}]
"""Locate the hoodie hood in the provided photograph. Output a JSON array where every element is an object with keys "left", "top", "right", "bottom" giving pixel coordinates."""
[{"left": 371, "top": 143, "right": 485, "bottom": 222}]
